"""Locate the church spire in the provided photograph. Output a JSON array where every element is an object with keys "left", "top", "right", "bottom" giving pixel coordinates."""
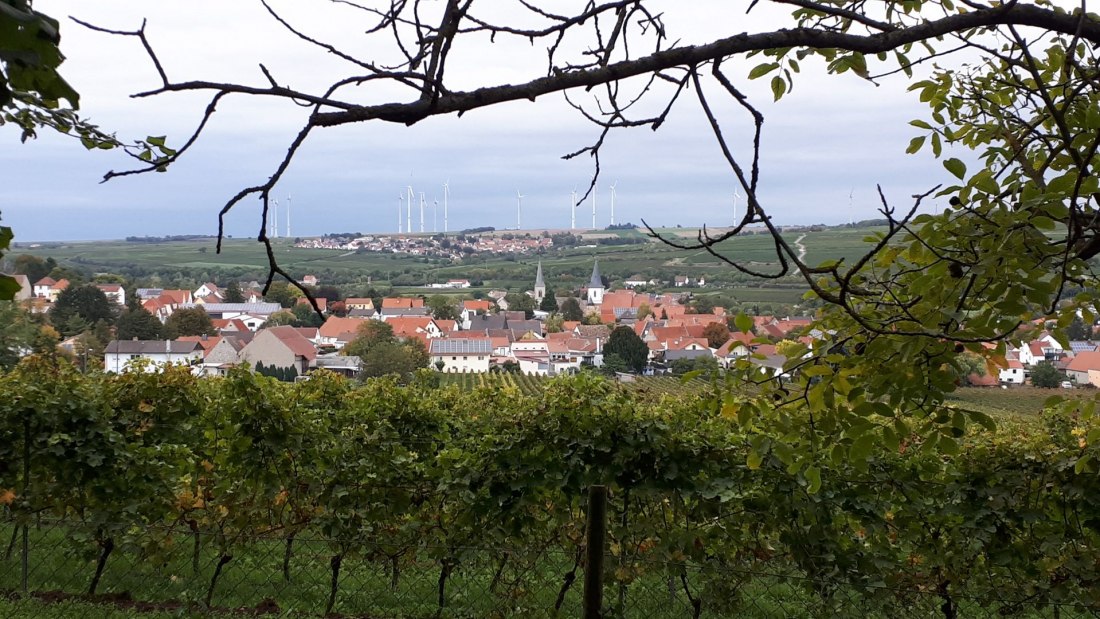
[
  {"left": 534, "top": 260, "right": 546, "bottom": 302},
  {"left": 588, "top": 259, "right": 603, "bottom": 289}
]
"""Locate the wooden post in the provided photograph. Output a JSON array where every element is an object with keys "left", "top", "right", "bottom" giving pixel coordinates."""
[{"left": 582, "top": 485, "right": 608, "bottom": 619}]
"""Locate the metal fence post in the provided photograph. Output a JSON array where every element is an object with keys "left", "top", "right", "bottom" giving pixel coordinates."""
[{"left": 583, "top": 485, "right": 608, "bottom": 619}]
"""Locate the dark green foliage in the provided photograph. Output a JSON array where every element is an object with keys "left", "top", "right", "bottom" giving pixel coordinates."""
[
  {"left": 222, "top": 281, "right": 245, "bottom": 303},
  {"left": 164, "top": 307, "right": 215, "bottom": 338},
  {"left": 560, "top": 297, "right": 583, "bottom": 322},
  {"left": 116, "top": 308, "right": 164, "bottom": 341},
  {"left": 1030, "top": 361, "right": 1064, "bottom": 388},
  {"left": 603, "top": 326, "right": 649, "bottom": 373},
  {"left": 51, "top": 284, "right": 114, "bottom": 336},
  {"left": 539, "top": 293, "right": 558, "bottom": 313}
]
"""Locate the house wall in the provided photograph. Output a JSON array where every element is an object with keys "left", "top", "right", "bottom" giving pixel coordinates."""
[
  {"left": 999, "top": 367, "right": 1026, "bottom": 384},
  {"left": 239, "top": 331, "right": 298, "bottom": 373},
  {"left": 206, "top": 340, "right": 242, "bottom": 365},
  {"left": 432, "top": 353, "right": 489, "bottom": 373},
  {"left": 1088, "top": 369, "right": 1100, "bottom": 388},
  {"left": 104, "top": 351, "right": 202, "bottom": 373}
]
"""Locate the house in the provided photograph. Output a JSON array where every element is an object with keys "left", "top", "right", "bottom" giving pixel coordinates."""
[
  {"left": 193, "top": 283, "right": 221, "bottom": 300},
  {"left": 1065, "top": 351, "right": 1100, "bottom": 386},
  {"left": 103, "top": 340, "right": 204, "bottom": 373},
  {"left": 187, "top": 302, "right": 282, "bottom": 324},
  {"left": 344, "top": 297, "right": 375, "bottom": 311},
  {"left": 998, "top": 356, "right": 1026, "bottom": 385},
  {"left": 96, "top": 284, "right": 126, "bottom": 306},
  {"left": 311, "top": 354, "right": 362, "bottom": 378},
  {"left": 297, "top": 296, "right": 328, "bottom": 313},
  {"left": 33, "top": 277, "right": 55, "bottom": 299},
  {"left": 446, "top": 279, "right": 471, "bottom": 289},
  {"left": 42, "top": 278, "right": 69, "bottom": 302},
  {"left": 622, "top": 275, "right": 653, "bottom": 288},
  {"left": 238, "top": 326, "right": 318, "bottom": 376},
  {"left": 302, "top": 275, "right": 319, "bottom": 287},
  {"left": 430, "top": 338, "right": 492, "bottom": 373},
  {"left": 318, "top": 316, "right": 369, "bottom": 348},
  {"left": 382, "top": 297, "right": 425, "bottom": 309}
]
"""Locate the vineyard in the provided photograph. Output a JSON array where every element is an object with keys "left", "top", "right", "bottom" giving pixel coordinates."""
[
  {"left": 439, "top": 372, "right": 714, "bottom": 397},
  {"left": 2, "top": 358, "right": 1100, "bottom": 618}
]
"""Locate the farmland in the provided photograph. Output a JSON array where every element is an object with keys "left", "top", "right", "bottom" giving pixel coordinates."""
[{"left": 13, "top": 225, "right": 886, "bottom": 310}]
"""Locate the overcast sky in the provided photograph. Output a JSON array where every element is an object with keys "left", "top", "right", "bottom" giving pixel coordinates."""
[{"left": 3, "top": 1, "right": 955, "bottom": 242}]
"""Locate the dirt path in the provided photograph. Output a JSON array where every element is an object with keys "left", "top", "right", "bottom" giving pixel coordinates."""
[{"left": 794, "top": 234, "right": 807, "bottom": 261}]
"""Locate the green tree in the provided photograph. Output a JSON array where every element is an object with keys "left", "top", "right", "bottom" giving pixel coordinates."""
[
  {"left": 544, "top": 314, "right": 564, "bottom": 334},
  {"left": 600, "top": 353, "right": 629, "bottom": 375},
  {"left": 263, "top": 309, "right": 297, "bottom": 328},
  {"left": 539, "top": 293, "right": 558, "bottom": 313},
  {"left": 343, "top": 320, "right": 395, "bottom": 359},
  {"left": 0, "top": 301, "right": 39, "bottom": 368},
  {"left": 560, "top": 297, "right": 583, "bottom": 322},
  {"left": 1067, "top": 317, "right": 1090, "bottom": 342},
  {"left": 163, "top": 307, "right": 214, "bottom": 338},
  {"left": 427, "top": 295, "right": 458, "bottom": 321},
  {"left": 12, "top": 254, "right": 50, "bottom": 283},
  {"left": 360, "top": 340, "right": 426, "bottom": 379},
  {"left": 222, "top": 281, "right": 245, "bottom": 303},
  {"left": 51, "top": 284, "right": 114, "bottom": 335},
  {"left": 690, "top": 296, "right": 716, "bottom": 315},
  {"left": 292, "top": 303, "right": 324, "bottom": 328},
  {"left": 264, "top": 282, "right": 298, "bottom": 308},
  {"left": 115, "top": 307, "right": 164, "bottom": 341},
  {"left": 504, "top": 292, "right": 536, "bottom": 319},
  {"left": 1030, "top": 361, "right": 1064, "bottom": 389},
  {"left": 604, "top": 326, "right": 649, "bottom": 373}
]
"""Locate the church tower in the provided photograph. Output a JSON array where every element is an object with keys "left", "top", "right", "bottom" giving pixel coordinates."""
[
  {"left": 586, "top": 259, "right": 605, "bottom": 306},
  {"left": 534, "top": 260, "right": 546, "bottom": 302}
]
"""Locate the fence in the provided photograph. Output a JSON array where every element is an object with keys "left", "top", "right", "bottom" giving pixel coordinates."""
[{"left": 4, "top": 489, "right": 1099, "bottom": 618}]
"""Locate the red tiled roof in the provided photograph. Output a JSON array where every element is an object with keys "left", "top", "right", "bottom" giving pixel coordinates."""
[
  {"left": 319, "top": 316, "right": 369, "bottom": 339},
  {"left": 266, "top": 325, "right": 318, "bottom": 361},
  {"left": 1066, "top": 351, "right": 1100, "bottom": 372},
  {"left": 34, "top": 277, "right": 56, "bottom": 286},
  {"left": 382, "top": 297, "right": 424, "bottom": 309}
]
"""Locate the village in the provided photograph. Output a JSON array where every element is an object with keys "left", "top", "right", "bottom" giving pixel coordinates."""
[
  {"left": 6, "top": 261, "right": 1092, "bottom": 387},
  {"left": 294, "top": 231, "right": 556, "bottom": 259}
]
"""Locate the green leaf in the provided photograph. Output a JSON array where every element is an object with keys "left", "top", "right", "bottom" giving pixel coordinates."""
[
  {"left": 943, "top": 158, "right": 966, "bottom": 180},
  {"left": 746, "top": 450, "right": 763, "bottom": 470},
  {"left": 748, "top": 63, "right": 779, "bottom": 80},
  {"left": 734, "top": 313, "right": 753, "bottom": 334},
  {"left": 1075, "top": 455, "right": 1092, "bottom": 475},
  {"left": 850, "top": 433, "right": 875, "bottom": 461},
  {"left": 146, "top": 135, "right": 167, "bottom": 147},
  {"left": 804, "top": 465, "right": 822, "bottom": 494},
  {"left": 906, "top": 136, "right": 926, "bottom": 154},
  {"left": 770, "top": 76, "right": 786, "bottom": 101}
]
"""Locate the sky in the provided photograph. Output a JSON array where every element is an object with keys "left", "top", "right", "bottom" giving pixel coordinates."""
[{"left": 2, "top": 1, "right": 956, "bottom": 242}]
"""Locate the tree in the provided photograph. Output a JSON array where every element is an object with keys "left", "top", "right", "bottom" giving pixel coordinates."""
[
  {"left": 292, "top": 303, "right": 324, "bottom": 328},
  {"left": 0, "top": 301, "right": 40, "bottom": 368},
  {"left": 544, "top": 315, "right": 564, "bottom": 334},
  {"left": 539, "top": 294, "right": 558, "bottom": 313},
  {"left": 222, "top": 281, "right": 245, "bottom": 303},
  {"left": 264, "top": 282, "right": 299, "bottom": 308},
  {"left": 600, "top": 353, "right": 629, "bottom": 376},
  {"left": 51, "top": 284, "right": 114, "bottom": 335},
  {"left": 163, "top": 307, "right": 214, "bottom": 338},
  {"left": 343, "top": 320, "right": 395, "bottom": 359},
  {"left": 702, "top": 322, "right": 731, "bottom": 349},
  {"left": 263, "top": 310, "right": 297, "bottom": 328},
  {"left": 504, "top": 293, "right": 536, "bottom": 319},
  {"left": 75, "top": 2, "right": 1100, "bottom": 470},
  {"left": 637, "top": 302, "right": 651, "bottom": 321},
  {"left": 1067, "top": 318, "right": 1091, "bottom": 342},
  {"left": 12, "top": 254, "right": 50, "bottom": 283},
  {"left": 427, "top": 295, "right": 458, "bottom": 321},
  {"left": 116, "top": 307, "right": 164, "bottom": 341},
  {"left": 360, "top": 339, "right": 427, "bottom": 379},
  {"left": 604, "top": 326, "right": 649, "bottom": 374},
  {"left": 1030, "top": 361, "right": 1064, "bottom": 389},
  {"left": 581, "top": 312, "right": 602, "bottom": 326},
  {"left": 690, "top": 296, "right": 716, "bottom": 315},
  {"left": 560, "top": 298, "right": 583, "bottom": 322}
]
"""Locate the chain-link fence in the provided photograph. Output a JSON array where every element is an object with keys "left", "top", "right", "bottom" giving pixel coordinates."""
[{"left": 3, "top": 511, "right": 1099, "bottom": 618}]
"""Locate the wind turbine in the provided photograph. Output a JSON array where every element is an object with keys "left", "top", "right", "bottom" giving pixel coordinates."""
[
  {"left": 286, "top": 195, "right": 292, "bottom": 238},
  {"left": 433, "top": 199, "right": 439, "bottom": 233},
  {"left": 609, "top": 181, "right": 617, "bottom": 226},
  {"left": 397, "top": 194, "right": 404, "bottom": 232},
  {"left": 419, "top": 191, "right": 426, "bottom": 233},
  {"left": 516, "top": 190, "right": 524, "bottom": 230},
  {"left": 733, "top": 188, "right": 742, "bottom": 225},
  {"left": 848, "top": 188, "right": 854, "bottom": 226},
  {"left": 406, "top": 185, "right": 414, "bottom": 234},
  {"left": 570, "top": 188, "right": 577, "bottom": 230},
  {"left": 272, "top": 198, "right": 279, "bottom": 238},
  {"left": 443, "top": 181, "right": 450, "bottom": 234}
]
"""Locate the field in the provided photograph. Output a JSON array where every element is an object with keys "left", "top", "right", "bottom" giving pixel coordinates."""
[{"left": 14, "top": 226, "right": 887, "bottom": 307}]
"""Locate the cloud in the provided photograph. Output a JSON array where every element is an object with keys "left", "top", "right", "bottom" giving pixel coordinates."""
[{"left": 10, "top": 1, "right": 953, "bottom": 241}]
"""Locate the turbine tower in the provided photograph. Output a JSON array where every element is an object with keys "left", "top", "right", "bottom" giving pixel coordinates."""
[
  {"left": 397, "top": 194, "right": 403, "bottom": 233},
  {"left": 272, "top": 199, "right": 279, "bottom": 238},
  {"left": 406, "top": 185, "right": 414, "bottom": 234},
  {"left": 733, "top": 188, "right": 742, "bottom": 225},
  {"left": 516, "top": 190, "right": 524, "bottom": 230},
  {"left": 591, "top": 184, "right": 597, "bottom": 229},
  {"left": 570, "top": 188, "right": 577, "bottom": 230},
  {"left": 433, "top": 199, "right": 438, "bottom": 233},
  {"left": 443, "top": 181, "right": 450, "bottom": 234},
  {"left": 419, "top": 191, "right": 426, "bottom": 233},
  {"left": 609, "top": 182, "right": 617, "bottom": 227},
  {"left": 286, "top": 195, "right": 292, "bottom": 238}
]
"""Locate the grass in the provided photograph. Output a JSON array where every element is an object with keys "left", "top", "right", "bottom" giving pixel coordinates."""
[{"left": 947, "top": 386, "right": 1081, "bottom": 417}]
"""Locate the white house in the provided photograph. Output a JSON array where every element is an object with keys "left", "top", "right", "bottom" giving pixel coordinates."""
[
  {"left": 430, "top": 338, "right": 492, "bottom": 373},
  {"left": 103, "top": 340, "right": 203, "bottom": 373},
  {"left": 95, "top": 284, "right": 127, "bottom": 306},
  {"left": 999, "top": 357, "right": 1026, "bottom": 384}
]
